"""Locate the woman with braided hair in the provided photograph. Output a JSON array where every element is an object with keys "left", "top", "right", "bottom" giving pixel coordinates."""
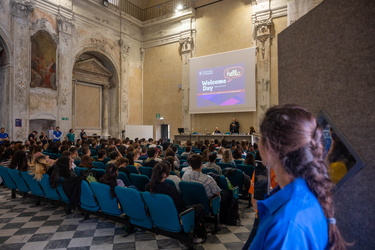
[{"left": 248, "top": 104, "right": 349, "bottom": 250}]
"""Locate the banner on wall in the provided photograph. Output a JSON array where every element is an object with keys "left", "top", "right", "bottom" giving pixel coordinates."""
[{"left": 287, "top": 0, "right": 313, "bottom": 26}]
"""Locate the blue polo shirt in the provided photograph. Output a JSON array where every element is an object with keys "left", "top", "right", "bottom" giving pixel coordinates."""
[
  {"left": 250, "top": 178, "right": 328, "bottom": 250},
  {"left": 53, "top": 131, "right": 62, "bottom": 142},
  {"left": 0, "top": 133, "right": 9, "bottom": 144}
]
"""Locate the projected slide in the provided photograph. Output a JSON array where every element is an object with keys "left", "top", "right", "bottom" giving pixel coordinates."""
[
  {"left": 190, "top": 47, "right": 256, "bottom": 114},
  {"left": 197, "top": 64, "right": 245, "bottom": 107}
]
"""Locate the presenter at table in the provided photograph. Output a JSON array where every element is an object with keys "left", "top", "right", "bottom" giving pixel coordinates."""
[{"left": 229, "top": 118, "right": 240, "bottom": 134}]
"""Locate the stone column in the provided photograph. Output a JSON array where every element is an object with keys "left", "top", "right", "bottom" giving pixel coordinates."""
[
  {"left": 255, "top": 19, "right": 272, "bottom": 126},
  {"left": 179, "top": 17, "right": 195, "bottom": 132},
  {"left": 118, "top": 38, "right": 130, "bottom": 136},
  {"left": 11, "top": 0, "right": 33, "bottom": 140},
  {"left": 102, "top": 84, "right": 110, "bottom": 137},
  {"left": 57, "top": 14, "right": 74, "bottom": 131}
]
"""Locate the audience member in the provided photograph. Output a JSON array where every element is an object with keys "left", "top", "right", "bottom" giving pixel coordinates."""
[
  {"left": 182, "top": 154, "right": 221, "bottom": 199},
  {"left": 203, "top": 152, "right": 222, "bottom": 175}
]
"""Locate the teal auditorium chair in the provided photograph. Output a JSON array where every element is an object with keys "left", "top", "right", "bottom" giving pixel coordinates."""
[
  {"left": 90, "top": 182, "right": 122, "bottom": 216},
  {"left": 80, "top": 180, "right": 100, "bottom": 213},
  {"left": 164, "top": 179, "right": 176, "bottom": 188},
  {"left": 138, "top": 166, "right": 153, "bottom": 178},
  {"left": 179, "top": 181, "right": 220, "bottom": 232},
  {"left": 129, "top": 173, "right": 149, "bottom": 191},
  {"left": 143, "top": 192, "right": 195, "bottom": 249},
  {"left": 21, "top": 171, "right": 45, "bottom": 197},
  {"left": 7, "top": 168, "right": 30, "bottom": 193},
  {"left": 117, "top": 172, "right": 131, "bottom": 186},
  {"left": 237, "top": 164, "right": 255, "bottom": 179},
  {"left": 126, "top": 165, "right": 139, "bottom": 174},
  {"left": 223, "top": 168, "right": 244, "bottom": 190},
  {"left": 39, "top": 174, "right": 60, "bottom": 200},
  {"left": 0, "top": 166, "right": 17, "bottom": 190},
  {"left": 217, "top": 162, "right": 232, "bottom": 170},
  {"left": 92, "top": 161, "right": 105, "bottom": 169},
  {"left": 234, "top": 160, "right": 244, "bottom": 165},
  {"left": 202, "top": 168, "right": 219, "bottom": 175},
  {"left": 115, "top": 186, "right": 153, "bottom": 230},
  {"left": 74, "top": 167, "right": 86, "bottom": 177}
]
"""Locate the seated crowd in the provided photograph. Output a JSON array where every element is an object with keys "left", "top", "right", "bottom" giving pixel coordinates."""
[{"left": 0, "top": 133, "right": 259, "bottom": 245}]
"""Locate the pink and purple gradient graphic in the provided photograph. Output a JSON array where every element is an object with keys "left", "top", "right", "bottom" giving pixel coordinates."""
[{"left": 197, "top": 63, "right": 245, "bottom": 107}]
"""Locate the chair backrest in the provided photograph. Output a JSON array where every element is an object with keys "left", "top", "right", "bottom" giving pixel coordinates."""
[
  {"left": 170, "top": 171, "right": 177, "bottom": 175},
  {"left": 74, "top": 160, "right": 81, "bottom": 166},
  {"left": 202, "top": 168, "right": 219, "bottom": 174},
  {"left": 21, "top": 171, "right": 45, "bottom": 197},
  {"left": 138, "top": 155, "right": 148, "bottom": 161},
  {"left": 103, "top": 157, "right": 111, "bottom": 164},
  {"left": 217, "top": 162, "right": 232, "bottom": 170},
  {"left": 129, "top": 173, "right": 150, "bottom": 191},
  {"left": 90, "top": 149, "right": 98, "bottom": 156},
  {"left": 74, "top": 167, "right": 86, "bottom": 177},
  {"left": 7, "top": 168, "right": 30, "bottom": 193},
  {"left": 179, "top": 181, "right": 211, "bottom": 214},
  {"left": 126, "top": 165, "right": 139, "bottom": 174},
  {"left": 164, "top": 178, "right": 176, "bottom": 188},
  {"left": 180, "top": 171, "right": 185, "bottom": 178},
  {"left": 48, "top": 153, "right": 59, "bottom": 159},
  {"left": 225, "top": 169, "right": 244, "bottom": 189},
  {"left": 138, "top": 166, "right": 153, "bottom": 178},
  {"left": 80, "top": 180, "right": 100, "bottom": 212},
  {"left": 142, "top": 192, "right": 182, "bottom": 233},
  {"left": 93, "top": 169, "right": 105, "bottom": 179},
  {"left": 90, "top": 182, "right": 122, "bottom": 216},
  {"left": 92, "top": 161, "right": 105, "bottom": 169},
  {"left": 234, "top": 160, "right": 244, "bottom": 165},
  {"left": 56, "top": 182, "right": 70, "bottom": 204},
  {"left": 39, "top": 174, "right": 60, "bottom": 200},
  {"left": 0, "top": 166, "right": 17, "bottom": 189},
  {"left": 115, "top": 187, "right": 153, "bottom": 229},
  {"left": 237, "top": 164, "right": 255, "bottom": 178},
  {"left": 117, "top": 172, "right": 131, "bottom": 186}
]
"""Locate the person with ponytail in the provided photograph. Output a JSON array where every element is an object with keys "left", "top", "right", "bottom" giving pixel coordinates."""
[
  {"left": 248, "top": 104, "right": 349, "bottom": 250},
  {"left": 148, "top": 162, "right": 206, "bottom": 243},
  {"left": 100, "top": 163, "right": 125, "bottom": 198}
]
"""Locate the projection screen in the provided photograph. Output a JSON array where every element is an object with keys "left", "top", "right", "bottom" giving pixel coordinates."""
[{"left": 189, "top": 47, "right": 256, "bottom": 114}]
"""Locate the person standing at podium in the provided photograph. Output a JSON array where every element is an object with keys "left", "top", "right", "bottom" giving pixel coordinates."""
[{"left": 229, "top": 118, "right": 240, "bottom": 134}]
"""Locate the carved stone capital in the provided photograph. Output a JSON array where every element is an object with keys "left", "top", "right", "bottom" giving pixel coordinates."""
[
  {"left": 179, "top": 37, "right": 193, "bottom": 53},
  {"left": 118, "top": 39, "right": 131, "bottom": 55},
  {"left": 179, "top": 36, "right": 193, "bottom": 64},
  {"left": 57, "top": 14, "right": 74, "bottom": 35},
  {"left": 11, "top": 0, "right": 33, "bottom": 19}
]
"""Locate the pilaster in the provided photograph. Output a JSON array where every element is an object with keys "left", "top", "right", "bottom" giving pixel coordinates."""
[
  {"left": 57, "top": 13, "right": 74, "bottom": 130},
  {"left": 11, "top": 0, "right": 33, "bottom": 140},
  {"left": 179, "top": 17, "right": 195, "bottom": 132}
]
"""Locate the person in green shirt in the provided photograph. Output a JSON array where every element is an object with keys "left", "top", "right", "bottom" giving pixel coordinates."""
[{"left": 65, "top": 129, "right": 75, "bottom": 143}]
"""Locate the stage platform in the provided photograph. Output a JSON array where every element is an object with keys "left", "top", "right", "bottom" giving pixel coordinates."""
[{"left": 174, "top": 134, "right": 254, "bottom": 144}]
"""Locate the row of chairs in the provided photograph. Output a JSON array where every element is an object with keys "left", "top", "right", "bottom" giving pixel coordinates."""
[{"left": 0, "top": 166, "right": 219, "bottom": 249}]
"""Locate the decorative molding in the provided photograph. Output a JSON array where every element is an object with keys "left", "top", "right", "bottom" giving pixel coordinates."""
[
  {"left": 11, "top": 0, "right": 33, "bottom": 19},
  {"left": 60, "top": 86, "right": 69, "bottom": 105},
  {"left": 90, "top": 33, "right": 116, "bottom": 51},
  {"left": 31, "top": 18, "right": 58, "bottom": 43}
]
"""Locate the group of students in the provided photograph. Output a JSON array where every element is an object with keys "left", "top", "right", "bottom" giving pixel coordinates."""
[{"left": 0, "top": 104, "right": 352, "bottom": 249}]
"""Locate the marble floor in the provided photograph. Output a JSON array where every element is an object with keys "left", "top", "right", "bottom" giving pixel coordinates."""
[{"left": 0, "top": 186, "right": 255, "bottom": 250}]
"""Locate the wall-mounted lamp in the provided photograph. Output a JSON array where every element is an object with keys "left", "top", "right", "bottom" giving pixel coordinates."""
[{"left": 103, "top": 0, "right": 109, "bottom": 7}]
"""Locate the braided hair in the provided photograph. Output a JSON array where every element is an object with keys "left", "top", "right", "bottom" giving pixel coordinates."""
[{"left": 260, "top": 104, "right": 349, "bottom": 250}]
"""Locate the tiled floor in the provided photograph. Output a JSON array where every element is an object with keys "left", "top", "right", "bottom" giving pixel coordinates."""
[{"left": 0, "top": 186, "right": 255, "bottom": 250}]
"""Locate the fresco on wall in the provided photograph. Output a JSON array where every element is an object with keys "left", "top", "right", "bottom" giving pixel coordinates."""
[{"left": 30, "top": 31, "right": 57, "bottom": 90}]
